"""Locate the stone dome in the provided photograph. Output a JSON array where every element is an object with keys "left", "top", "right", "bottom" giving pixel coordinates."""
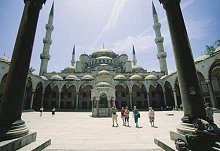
[
  {"left": 96, "top": 56, "right": 113, "bottom": 60},
  {"left": 65, "top": 75, "right": 79, "bottom": 81},
  {"left": 91, "top": 48, "right": 116, "bottom": 58},
  {"left": 40, "top": 76, "right": 48, "bottom": 81},
  {"left": 160, "top": 75, "right": 168, "bottom": 80},
  {"left": 0, "top": 56, "right": 10, "bottom": 63},
  {"left": 194, "top": 55, "right": 209, "bottom": 62},
  {"left": 114, "top": 75, "right": 127, "bottom": 80},
  {"left": 130, "top": 74, "right": 142, "bottom": 80},
  {"left": 145, "top": 75, "right": 158, "bottom": 80},
  {"left": 31, "top": 72, "right": 39, "bottom": 76},
  {"left": 132, "top": 66, "right": 144, "bottom": 71},
  {"left": 98, "top": 70, "right": 110, "bottom": 75},
  {"left": 50, "top": 75, "right": 63, "bottom": 81},
  {"left": 81, "top": 75, "right": 94, "bottom": 80},
  {"left": 96, "top": 82, "right": 111, "bottom": 87},
  {"left": 214, "top": 46, "right": 220, "bottom": 52}
]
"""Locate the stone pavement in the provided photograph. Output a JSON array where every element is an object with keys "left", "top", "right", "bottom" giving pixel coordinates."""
[{"left": 21, "top": 111, "right": 220, "bottom": 151}]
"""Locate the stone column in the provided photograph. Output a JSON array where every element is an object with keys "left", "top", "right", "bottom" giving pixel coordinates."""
[
  {"left": 75, "top": 92, "right": 79, "bottom": 110},
  {"left": 108, "top": 99, "right": 111, "bottom": 116},
  {"left": 97, "top": 99, "right": 99, "bottom": 116},
  {"left": 29, "top": 89, "right": 35, "bottom": 109},
  {"left": 40, "top": 92, "right": 45, "bottom": 107},
  {"left": 0, "top": 0, "right": 46, "bottom": 141},
  {"left": 163, "top": 90, "right": 167, "bottom": 107},
  {"left": 147, "top": 92, "right": 150, "bottom": 107},
  {"left": 159, "top": 0, "right": 206, "bottom": 123},
  {"left": 58, "top": 92, "right": 61, "bottom": 109},
  {"left": 172, "top": 89, "right": 178, "bottom": 109},
  {"left": 129, "top": 92, "right": 132, "bottom": 108},
  {"left": 206, "top": 79, "right": 216, "bottom": 108}
]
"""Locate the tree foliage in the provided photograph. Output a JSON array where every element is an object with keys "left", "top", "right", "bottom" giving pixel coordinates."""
[{"left": 204, "top": 40, "right": 220, "bottom": 55}]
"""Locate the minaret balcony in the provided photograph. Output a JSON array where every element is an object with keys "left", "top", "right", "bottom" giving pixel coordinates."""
[
  {"left": 155, "top": 37, "right": 164, "bottom": 43},
  {"left": 157, "top": 52, "right": 167, "bottom": 59},
  {"left": 43, "top": 38, "right": 52, "bottom": 44},
  {"left": 153, "top": 23, "right": 161, "bottom": 30},
  {"left": 40, "top": 53, "right": 50, "bottom": 60},
  {"left": 45, "top": 24, "right": 54, "bottom": 30}
]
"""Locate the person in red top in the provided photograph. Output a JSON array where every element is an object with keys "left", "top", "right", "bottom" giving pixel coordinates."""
[{"left": 121, "top": 107, "right": 125, "bottom": 126}]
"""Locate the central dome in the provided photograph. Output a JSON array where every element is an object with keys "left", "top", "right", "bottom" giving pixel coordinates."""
[{"left": 91, "top": 48, "right": 116, "bottom": 58}]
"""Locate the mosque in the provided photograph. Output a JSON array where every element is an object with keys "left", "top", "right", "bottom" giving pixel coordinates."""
[{"left": 0, "top": 3, "right": 220, "bottom": 117}]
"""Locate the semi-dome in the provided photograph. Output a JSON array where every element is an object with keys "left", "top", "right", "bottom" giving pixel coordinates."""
[
  {"left": 194, "top": 55, "right": 209, "bottom": 62},
  {"left": 96, "top": 56, "right": 112, "bottom": 60},
  {"left": 130, "top": 74, "right": 142, "bottom": 80},
  {"left": 40, "top": 76, "right": 48, "bottom": 81},
  {"left": 81, "top": 75, "right": 94, "bottom": 80},
  {"left": 50, "top": 75, "right": 63, "bottom": 81},
  {"left": 96, "top": 82, "right": 111, "bottom": 87},
  {"left": 145, "top": 75, "right": 158, "bottom": 80},
  {"left": 98, "top": 70, "right": 110, "bottom": 75},
  {"left": 65, "top": 75, "right": 79, "bottom": 81},
  {"left": 91, "top": 48, "right": 116, "bottom": 58},
  {"left": 114, "top": 75, "right": 126, "bottom": 80}
]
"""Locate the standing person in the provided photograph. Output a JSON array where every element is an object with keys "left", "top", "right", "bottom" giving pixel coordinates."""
[
  {"left": 205, "top": 103, "right": 214, "bottom": 122},
  {"left": 52, "top": 107, "right": 56, "bottom": 117},
  {"left": 133, "top": 106, "right": 139, "bottom": 128},
  {"left": 124, "top": 106, "right": 130, "bottom": 126},
  {"left": 121, "top": 107, "right": 125, "bottom": 126},
  {"left": 111, "top": 105, "right": 118, "bottom": 127},
  {"left": 40, "top": 107, "right": 44, "bottom": 117},
  {"left": 148, "top": 107, "right": 155, "bottom": 127}
]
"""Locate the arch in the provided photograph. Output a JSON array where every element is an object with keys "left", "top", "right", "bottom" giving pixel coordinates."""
[
  {"left": 43, "top": 84, "right": 59, "bottom": 109},
  {"left": 61, "top": 84, "right": 77, "bottom": 109},
  {"left": 155, "top": 84, "right": 164, "bottom": 108},
  {"left": 23, "top": 77, "right": 32, "bottom": 110},
  {"left": 209, "top": 61, "right": 220, "bottom": 108},
  {"left": 174, "top": 80, "right": 182, "bottom": 107},
  {"left": 99, "top": 93, "right": 108, "bottom": 108},
  {"left": 115, "top": 84, "right": 129, "bottom": 108},
  {"left": 164, "top": 81, "right": 175, "bottom": 109},
  {"left": 33, "top": 82, "right": 43, "bottom": 111},
  {"left": 131, "top": 83, "right": 147, "bottom": 109},
  {"left": 79, "top": 84, "right": 93, "bottom": 109},
  {"left": 0, "top": 73, "right": 8, "bottom": 107}
]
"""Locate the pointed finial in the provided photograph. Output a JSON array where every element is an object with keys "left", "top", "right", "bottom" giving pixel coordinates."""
[
  {"left": 152, "top": 1, "right": 157, "bottom": 15},
  {"left": 133, "top": 45, "right": 135, "bottom": 54},
  {"left": 72, "top": 44, "right": 75, "bottom": 55},
  {"left": 50, "top": 1, "right": 54, "bottom": 16},
  {"left": 102, "top": 43, "right": 105, "bottom": 49}
]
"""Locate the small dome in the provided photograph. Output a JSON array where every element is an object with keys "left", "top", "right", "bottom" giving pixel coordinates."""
[
  {"left": 40, "top": 76, "right": 48, "bottom": 81},
  {"left": 145, "top": 75, "right": 158, "bottom": 80},
  {"left": 132, "top": 66, "right": 144, "bottom": 70},
  {"left": 32, "top": 72, "right": 39, "bottom": 76},
  {"left": 96, "top": 56, "right": 112, "bottom": 60},
  {"left": 64, "top": 66, "right": 75, "bottom": 70},
  {"left": 194, "top": 55, "right": 209, "bottom": 62},
  {"left": 65, "top": 75, "right": 79, "bottom": 81},
  {"left": 130, "top": 74, "right": 142, "bottom": 80},
  {"left": 160, "top": 75, "right": 168, "bottom": 80},
  {"left": 0, "top": 56, "right": 10, "bottom": 63},
  {"left": 81, "top": 75, "right": 94, "bottom": 80},
  {"left": 96, "top": 82, "right": 111, "bottom": 87},
  {"left": 98, "top": 70, "right": 110, "bottom": 75},
  {"left": 114, "top": 75, "right": 127, "bottom": 80},
  {"left": 50, "top": 75, "right": 63, "bottom": 81},
  {"left": 214, "top": 46, "right": 220, "bottom": 52}
]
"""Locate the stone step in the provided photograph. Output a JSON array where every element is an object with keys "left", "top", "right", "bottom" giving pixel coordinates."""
[
  {"left": 154, "top": 137, "right": 176, "bottom": 151},
  {"left": 17, "top": 139, "right": 51, "bottom": 151},
  {"left": 0, "top": 132, "right": 36, "bottom": 151},
  {"left": 213, "top": 142, "right": 220, "bottom": 151}
]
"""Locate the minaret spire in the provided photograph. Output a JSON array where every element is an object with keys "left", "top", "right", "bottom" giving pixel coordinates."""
[
  {"left": 132, "top": 45, "right": 137, "bottom": 66},
  {"left": 71, "top": 44, "right": 75, "bottom": 67},
  {"left": 152, "top": 2, "right": 168, "bottom": 75},
  {"left": 39, "top": 2, "right": 54, "bottom": 76}
]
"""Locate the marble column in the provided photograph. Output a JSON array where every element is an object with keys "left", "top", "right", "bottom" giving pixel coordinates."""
[
  {"left": 108, "top": 100, "right": 111, "bottom": 116},
  {"left": 147, "top": 92, "right": 150, "bottom": 107},
  {"left": 159, "top": 0, "right": 206, "bottom": 123},
  {"left": 58, "top": 93, "right": 61, "bottom": 109},
  {"left": 97, "top": 99, "right": 99, "bottom": 116},
  {"left": 40, "top": 92, "right": 45, "bottom": 107},
  {"left": 29, "top": 89, "right": 36, "bottom": 109},
  {"left": 129, "top": 92, "right": 132, "bottom": 108},
  {"left": 163, "top": 91, "right": 167, "bottom": 107},
  {"left": 0, "top": 0, "right": 46, "bottom": 141},
  {"left": 172, "top": 89, "right": 178, "bottom": 109},
  {"left": 75, "top": 92, "right": 79, "bottom": 110},
  {"left": 206, "top": 79, "right": 216, "bottom": 108}
]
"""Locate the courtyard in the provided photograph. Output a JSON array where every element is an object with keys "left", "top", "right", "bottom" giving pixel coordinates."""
[{"left": 21, "top": 111, "right": 220, "bottom": 150}]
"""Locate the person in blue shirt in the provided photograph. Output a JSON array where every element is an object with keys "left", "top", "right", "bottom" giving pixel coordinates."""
[{"left": 133, "top": 106, "right": 139, "bottom": 128}]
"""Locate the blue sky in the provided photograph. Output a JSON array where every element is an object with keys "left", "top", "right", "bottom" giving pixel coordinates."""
[{"left": 0, "top": 0, "right": 220, "bottom": 74}]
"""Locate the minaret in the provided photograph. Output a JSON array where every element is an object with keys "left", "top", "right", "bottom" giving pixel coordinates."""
[
  {"left": 39, "top": 2, "right": 54, "bottom": 76},
  {"left": 132, "top": 45, "right": 137, "bottom": 66},
  {"left": 152, "top": 2, "right": 168, "bottom": 75},
  {"left": 71, "top": 44, "right": 75, "bottom": 67}
]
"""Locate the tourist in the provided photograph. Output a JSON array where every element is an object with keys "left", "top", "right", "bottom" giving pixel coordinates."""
[
  {"left": 121, "top": 107, "right": 125, "bottom": 126},
  {"left": 40, "top": 107, "right": 44, "bottom": 117},
  {"left": 111, "top": 105, "right": 118, "bottom": 127},
  {"left": 124, "top": 106, "right": 130, "bottom": 126},
  {"left": 205, "top": 103, "right": 214, "bottom": 122},
  {"left": 133, "top": 106, "right": 140, "bottom": 128},
  {"left": 148, "top": 107, "right": 155, "bottom": 127},
  {"left": 52, "top": 107, "right": 56, "bottom": 117}
]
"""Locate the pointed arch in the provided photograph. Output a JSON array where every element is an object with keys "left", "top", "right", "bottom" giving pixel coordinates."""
[
  {"left": 155, "top": 84, "right": 164, "bottom": 108},
  {"left": 33, "top": 82, "right": 43, "bottom": 111},
  {"left": 79, "top": 84, "right": 93, "bottom": 109},
  {"left": 164, "top": 81, "right": 175, "bottom": 109},
  {"left": 23, "top": 77, "right": 32, "bottom": 110},
  {"left": 115, "top": 84, "right": 129, "bottom": 108},
  {"left": 0, "top": 73, "right": 8, "bottom": 107},
  {"left": 131, "top": 83, "right": 147, "bottom": 109},
  {"left": 61, "top": 84, "right": 77, "bottom": 109}
]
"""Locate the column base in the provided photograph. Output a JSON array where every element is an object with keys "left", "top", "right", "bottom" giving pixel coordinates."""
[{"left": 0, "top": 119, "right": 29, "bottom": 141}]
